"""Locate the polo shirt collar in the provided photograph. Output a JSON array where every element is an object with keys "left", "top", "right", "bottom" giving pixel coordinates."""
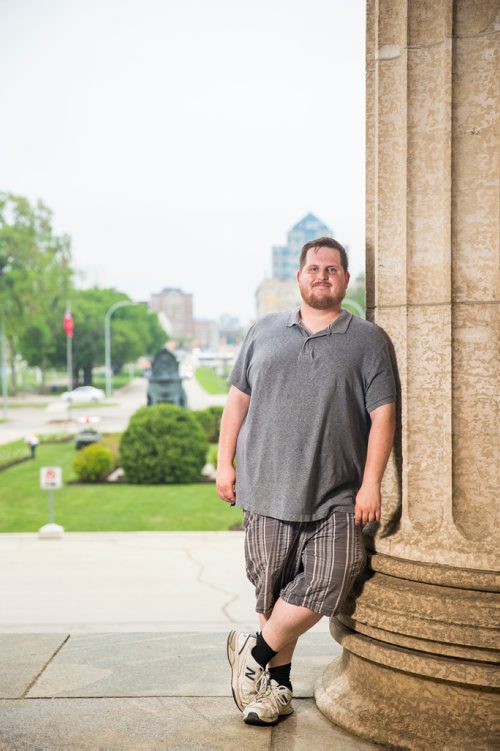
[{"left": 286, "top": 307, "right": 353, "bottom": 334}]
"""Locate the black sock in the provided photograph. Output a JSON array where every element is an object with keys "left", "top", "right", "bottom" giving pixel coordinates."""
[
  {"left": 251, "top": 632, "right": 277, "bottom": 668},
  {"left": 269, "top": 662, "right": 292, "bottom": 690}
]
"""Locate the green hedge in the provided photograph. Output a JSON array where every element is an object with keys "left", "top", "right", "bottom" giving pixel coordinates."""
[
  {"left": 193, "top": 406, "right": 224, "bottom": 443},
  {"left": 120, "top": 404, "right": 209, "bottom": 484},
  {"left": 73, "top": 444, "right": 114, "bottom": 482}
]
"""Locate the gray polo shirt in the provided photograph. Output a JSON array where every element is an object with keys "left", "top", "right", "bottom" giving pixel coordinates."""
[{"left": 228, "top": 307, "right": 396, "bottom": 522}]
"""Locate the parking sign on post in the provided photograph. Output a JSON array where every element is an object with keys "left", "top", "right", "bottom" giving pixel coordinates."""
[
  {"left": 40, "top": 467, "right": 62, "bottom": 490},
  {"left": 39, "top": 466, "right": 64, "bottom": 539}
]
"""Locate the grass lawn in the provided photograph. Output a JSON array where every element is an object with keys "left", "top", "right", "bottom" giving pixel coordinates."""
[
  {"left": 195, "top": 366, "right": 229, "bottom": 395},
  {"left": 93, "top": 371, "right": 141, "bottom": 391},
  {"left": 0, "top": 442, "right": 241, "bottom": 533},
  {"left": 0, "top": 439, "right": 32, "bottom": 467},
  {"left": 69, "top": 402, "right": 119, "bottom": 410},
  {"left": 6, "top": 402, "right": 49, "bottom": 409}
]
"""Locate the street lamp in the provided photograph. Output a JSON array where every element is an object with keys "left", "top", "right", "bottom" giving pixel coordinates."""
[
  {"left": 104, "top": 301, "right": 137, "bottom": 398},
  {"left": 1, "top": 315, "right": 7, "bottom": 419}
]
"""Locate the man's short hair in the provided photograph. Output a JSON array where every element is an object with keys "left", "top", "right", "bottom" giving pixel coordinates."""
[{"left": 299, "top": 237, "right": 349, "bottom": 274}]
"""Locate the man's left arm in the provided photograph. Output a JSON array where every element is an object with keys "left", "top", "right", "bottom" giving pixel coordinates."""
[{"left": 354, "top": 402, "right": 396, "bottom": 526}]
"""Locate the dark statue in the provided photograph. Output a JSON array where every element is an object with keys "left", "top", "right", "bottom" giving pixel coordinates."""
[{"left": 147, "top": 349, "right": 187, "bottom": 407}]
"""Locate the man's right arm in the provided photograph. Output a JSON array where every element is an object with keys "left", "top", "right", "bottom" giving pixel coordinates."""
[{"left": 216, "top": 385, "right": 251, "bottom": 504}]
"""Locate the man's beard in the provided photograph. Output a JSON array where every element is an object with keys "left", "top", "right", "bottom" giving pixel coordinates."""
[{"left": 299, "top": 284, "right": 346, "bottom": 310}]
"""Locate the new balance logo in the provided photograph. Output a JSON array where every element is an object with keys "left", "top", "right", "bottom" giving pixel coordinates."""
[{"left": 245, "top": 667, "right": 255, "bottom": 680}]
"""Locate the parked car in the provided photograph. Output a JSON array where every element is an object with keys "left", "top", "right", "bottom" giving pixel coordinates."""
[{"left": 60, "top": 386, "right": 105, "bottom": 403}]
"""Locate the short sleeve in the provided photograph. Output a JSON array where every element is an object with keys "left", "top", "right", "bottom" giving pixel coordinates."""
[
  {"left": 365, "top": 338, "right": 396, "bottom": 413},
  {"left": 228, "top": 324, "right": 256, "bottom": 396}
]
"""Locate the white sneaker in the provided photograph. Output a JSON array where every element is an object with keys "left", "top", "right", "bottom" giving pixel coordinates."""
[
  {"left": 226, "top": 630, "right": 264, "bottom": 711},
  {"left": 243, "top": 678, "right": 294, "bottom": 726}
]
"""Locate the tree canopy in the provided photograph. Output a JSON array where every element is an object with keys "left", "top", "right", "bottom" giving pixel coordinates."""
[
  {"left": 50, "top": 288, "right": 167, "bottom": 384},
  {"left": 0, "top": 192, "right": 167, "bottom": 390},
  {"left": 0, "top": 192, "right": 72, "bottom": 391}
]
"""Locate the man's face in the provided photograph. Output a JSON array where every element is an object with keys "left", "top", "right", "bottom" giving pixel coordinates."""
[{"left": 297, "top": 247, "right": 350, "bottom": 310}]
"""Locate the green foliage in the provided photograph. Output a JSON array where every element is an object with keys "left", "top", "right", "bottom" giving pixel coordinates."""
[
  {"left": 0, "top": 434, "right": 74, "bottom": 470},
  {"left": 0, "top": 192, "right": 72, "bottom": 393},
  {"left": 50, "top": 288, "right": 167, "bottom": 385},
  {"left": 207, "top": 444, "right": 218, "bottom": 466},
  {"left": 193, "top": 406, "right": 224, "bottom": 443},
  {"left": 93, "top": 369, "right": 141, "bottom": 391},
  {"left": 0, "top": 439, "right": 30, "bottom": 469},
  {"left": 100, "top": 433, "right": 121, "bottom": 466},
  {"left": 73, "top": 444, "right": 114, "bottom": 482},
  {"left": 120, "top": 404, "right": 209, "bottom": 484},
  {"left": 0, "top": 441, "right": 241, "bottom": 532},
  {"left": 195, "top": 366, "right": 229, "bottom": 395},
  {"left": 0, "top": 192, "right": 167, "bottom": 391},
  {"left": 343, "top": 272, "right": 366, "bottom": 318}
]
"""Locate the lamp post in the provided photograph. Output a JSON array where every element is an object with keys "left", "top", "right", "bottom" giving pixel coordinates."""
[
  {"left": 104, "top": 301, "right": 137, "bottom": 398},
  {"left": 1, "top": 315, "right": 7, "bottom": 419}
]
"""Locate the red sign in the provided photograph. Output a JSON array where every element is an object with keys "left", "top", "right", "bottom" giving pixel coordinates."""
[
  {"left": 63, "top": 311, "right": 74, "bottom": 338},
  {"left": 40, "top": 466, "right": 62, "bottom": 489}
]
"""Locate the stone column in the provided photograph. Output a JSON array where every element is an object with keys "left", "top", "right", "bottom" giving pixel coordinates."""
[{"left": 315, "top": 1, "right": 499, "bottom": 748}]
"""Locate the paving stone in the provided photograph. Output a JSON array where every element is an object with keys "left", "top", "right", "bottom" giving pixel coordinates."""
[
  {"left": 272, "top": 700, "right": 381, "bottom": 750},
  {"left": 0, "top": 634, "right": 68, "bottom": 699},
  {"left": 27, "top": 632, "right": 340, "bottom": 699},
  {"left": 0, "top": 697, "right": 273, "bottom": 751}
]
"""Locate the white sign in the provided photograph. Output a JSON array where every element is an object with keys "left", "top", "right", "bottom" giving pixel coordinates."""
[{"left": 40, "top": 467, "right": 62, "bottom": 490}]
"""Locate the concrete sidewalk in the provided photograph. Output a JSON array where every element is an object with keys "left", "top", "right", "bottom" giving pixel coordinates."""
[
  {"left": 0, "top": 532, "right": 266, "bottom": 634},
  {"left": 0, "top": 533, "right": 378, "bottom": 749}
]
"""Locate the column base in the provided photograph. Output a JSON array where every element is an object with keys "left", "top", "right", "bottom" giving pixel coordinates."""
[
  {"left": 315, "top": 633, "right": 498, "bottom": 750},
  {"left": 314, "top": 555, "right": 500, "bottom": 750}
]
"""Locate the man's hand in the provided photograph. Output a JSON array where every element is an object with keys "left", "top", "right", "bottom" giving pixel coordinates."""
[
  {"left": 354, "top": 481, "right": 381, "bottom": 526},
  {"left": 355, "top": 402, "right": 396, "bottom": 526},
  {"left": 216, "top": 465, "right": 237, "bottom": 505},
  {"left": 216, "top": 385, "right": 250, "bottom": 507}
]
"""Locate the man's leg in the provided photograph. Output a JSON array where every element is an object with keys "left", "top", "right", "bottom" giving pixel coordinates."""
[
  {"left": 260, "top": 598, "right": 322, "bottom": 655},
  {"left": 258, "top": 610, "right": 298, "bottom": 667},
  {"left": 240, "top": 601, "right": 322, "bottom": 726}
]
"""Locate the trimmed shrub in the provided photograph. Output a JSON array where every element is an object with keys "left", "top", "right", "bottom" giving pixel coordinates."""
[
  {"left": 120, "top": 404, "right": 209, "bottom": 484},
  {"left": 100, "top": 433, "right": 121, "bottom": 468},
  {"left": 206, "top": 444, "right": 218, "bottom": 467},
  {"left": 73, "top": 444, "right": 114, "bottom": 482},
  {"left": 193, "top": 406, "right": 224, "bottom": 443}
]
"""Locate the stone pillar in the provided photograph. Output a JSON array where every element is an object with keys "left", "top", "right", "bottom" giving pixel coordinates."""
[{"left": 315, "top": 2, "right": 499, "bottom": 748}]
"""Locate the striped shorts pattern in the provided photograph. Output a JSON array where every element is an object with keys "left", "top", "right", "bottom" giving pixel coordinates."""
[{"left": 243, "top": 508, "right": 366, "bottom": 617}]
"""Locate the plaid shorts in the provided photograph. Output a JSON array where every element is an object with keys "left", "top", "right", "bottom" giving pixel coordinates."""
[{"left": 244, "top": 507, "right": 366, "bottom": 617}]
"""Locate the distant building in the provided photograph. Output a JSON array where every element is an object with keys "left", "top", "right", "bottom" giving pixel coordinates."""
[
  {"left": 272, "top": 213, "right": 333, "bottom": 280},
  {"left": 193, "top": 319, "right": 219, "bottom": 350},
  {"left": 150, "top": 288, "right": 193, "bottom": 341},
  {"left": 218, "top": 314, "right": 244, "bottom": 346},
  {"left": 256, "top": 212, "right": 334, "bottom": 318},
  {"left": 256, "top": 278, "right": 301, "bottom": 319}
]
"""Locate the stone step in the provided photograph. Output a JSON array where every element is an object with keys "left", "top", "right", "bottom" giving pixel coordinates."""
[{"left": 0, "top": 632, "right": 380, "bottom": 750}]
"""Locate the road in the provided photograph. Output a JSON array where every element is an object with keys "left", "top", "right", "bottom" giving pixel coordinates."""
[{"left": 0, "top": 376, "right": 227, "bottom": 445}]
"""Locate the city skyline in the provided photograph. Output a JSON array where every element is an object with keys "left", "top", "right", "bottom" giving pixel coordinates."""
[{"left": 0, "top": 0, "right": 365, "bottom": 322}]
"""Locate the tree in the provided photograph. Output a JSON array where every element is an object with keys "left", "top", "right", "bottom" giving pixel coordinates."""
[
  {"left": 0, "top": 193, "right": 72, "bottom": 393},
  {"left": 50, "top": 288, "right": 167, "bottom": 385},
  {"left": 344, "top": 272, "right": 366, "bottom": 318}
]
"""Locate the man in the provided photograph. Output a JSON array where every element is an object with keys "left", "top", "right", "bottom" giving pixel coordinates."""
[{"left": 216, "top": 237, "right": 396, "bottom": 726}]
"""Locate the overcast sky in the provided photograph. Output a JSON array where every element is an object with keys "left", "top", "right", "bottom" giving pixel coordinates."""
[{"left": 0, "top": 0, "right": 365, "bottom": 324}]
